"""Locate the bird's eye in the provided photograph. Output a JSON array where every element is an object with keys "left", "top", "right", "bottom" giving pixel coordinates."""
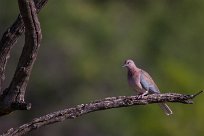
[{"left": 127, "top": 61, "right": 130, "bottom": 64}]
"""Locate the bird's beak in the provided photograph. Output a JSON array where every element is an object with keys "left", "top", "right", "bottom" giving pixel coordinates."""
[{"left": 122, "top": 64, "right": 127, "bottom": 67}]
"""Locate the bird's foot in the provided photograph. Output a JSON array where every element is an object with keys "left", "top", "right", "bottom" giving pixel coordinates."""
[{"left": 138, "top": 91, "right": 149, "bottom": 99}]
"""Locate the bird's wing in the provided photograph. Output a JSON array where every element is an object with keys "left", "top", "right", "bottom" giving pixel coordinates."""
[{"left": 140, "top": 70, "right": 160, "bottom": 94}]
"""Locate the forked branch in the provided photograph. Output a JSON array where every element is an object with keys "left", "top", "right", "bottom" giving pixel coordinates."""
[
  {"left": 0, "top": 0, "right": 48, "bottom": 94},
  {"left": 0, "top": 0, "right": 43, "bottom": 116}
]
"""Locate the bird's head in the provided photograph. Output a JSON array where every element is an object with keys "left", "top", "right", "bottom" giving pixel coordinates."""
[{"left": 122, "top": 59, "right": 136, "bottom": 69}]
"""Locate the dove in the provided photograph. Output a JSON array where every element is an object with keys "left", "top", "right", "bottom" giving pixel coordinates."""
[{"left": 123, "top": 59, "right": 173, "bottom": 116}]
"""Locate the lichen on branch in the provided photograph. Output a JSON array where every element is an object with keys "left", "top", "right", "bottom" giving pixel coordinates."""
[{"left": 2, "top": 91, "right": 202, "bottom": 136}]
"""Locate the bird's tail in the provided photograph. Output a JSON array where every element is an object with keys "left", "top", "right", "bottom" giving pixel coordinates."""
[{"left": 158, "top": 103, "right": 173, "bottom": 116}]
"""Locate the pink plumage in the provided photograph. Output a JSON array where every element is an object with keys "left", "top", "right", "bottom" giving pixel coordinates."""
[{"left": 123, "top": 59, "right": 173, "bottom": 116}]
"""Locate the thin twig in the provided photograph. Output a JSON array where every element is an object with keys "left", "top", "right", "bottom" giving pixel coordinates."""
[{"left": 191, "top": 90, "right": 203, "bottom": 98}]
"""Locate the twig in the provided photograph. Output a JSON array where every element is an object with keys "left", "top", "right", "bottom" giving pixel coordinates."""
[
  {"left": 191, "top": 90, "right": 203, "bottom": 98},
  {"left": 1, "top": 92, "right": 202, "bottom": 136}
]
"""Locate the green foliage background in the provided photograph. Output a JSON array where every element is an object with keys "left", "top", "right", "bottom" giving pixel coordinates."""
[{"left": 0, "top": 0, "right": 204, "bottom": 136}]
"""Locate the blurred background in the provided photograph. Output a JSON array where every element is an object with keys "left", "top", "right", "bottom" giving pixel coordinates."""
[{"left": 0, "top": 0, "right": 204, "bottom": 136}]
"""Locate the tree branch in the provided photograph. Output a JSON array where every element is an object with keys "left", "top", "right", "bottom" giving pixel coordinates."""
[
  {"left": 0, "top": 0, "right": 42, "bottom": 116},
  {"left": 0, "top": 0, "right": 48, "bottom": 94},
  {"left": 1, "top": 91, "right": 202, "bottom": 136}
]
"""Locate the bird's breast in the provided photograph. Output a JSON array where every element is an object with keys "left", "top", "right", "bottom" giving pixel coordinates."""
[{"left": 128, "top": 72, "right": 144, "bottom": 94}]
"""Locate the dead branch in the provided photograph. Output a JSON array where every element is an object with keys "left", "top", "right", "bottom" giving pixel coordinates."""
[
  {"left": 1, "top": 91, "right": 202, "bottom": 136},
  {"left": 0, "top": 0, "right": 48, "bottom": 94},
  {"left": 0, "top": 0, "right": 43, "bottom": 116}
]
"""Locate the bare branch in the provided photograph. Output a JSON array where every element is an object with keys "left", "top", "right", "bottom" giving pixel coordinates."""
[
  {"left": 2, "top": 92, "right": 202, "bottom": 136},
  {"left": 0, "top": 0, "right": 48, "bottom": 94},
  {"left": 0, "top": 0, "right": 42, "bottom": 116}
]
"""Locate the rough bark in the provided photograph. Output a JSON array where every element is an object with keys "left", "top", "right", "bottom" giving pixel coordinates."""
[
  {"left": 0, "top": 0, "right": 48, "bottom": 94},
  {"left": 0, "top": 1, "right": 203, "bottom": 136},
  {"left": 0, "top": 0, "right": 44, "bottom": 116},
  {"left": 1, "top": 91, "right": 203, "bottom": 136}
]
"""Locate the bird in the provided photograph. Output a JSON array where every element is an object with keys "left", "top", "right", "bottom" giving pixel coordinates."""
[{"left": 122, "top": 59, "right": 173, "bottom": 116}]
